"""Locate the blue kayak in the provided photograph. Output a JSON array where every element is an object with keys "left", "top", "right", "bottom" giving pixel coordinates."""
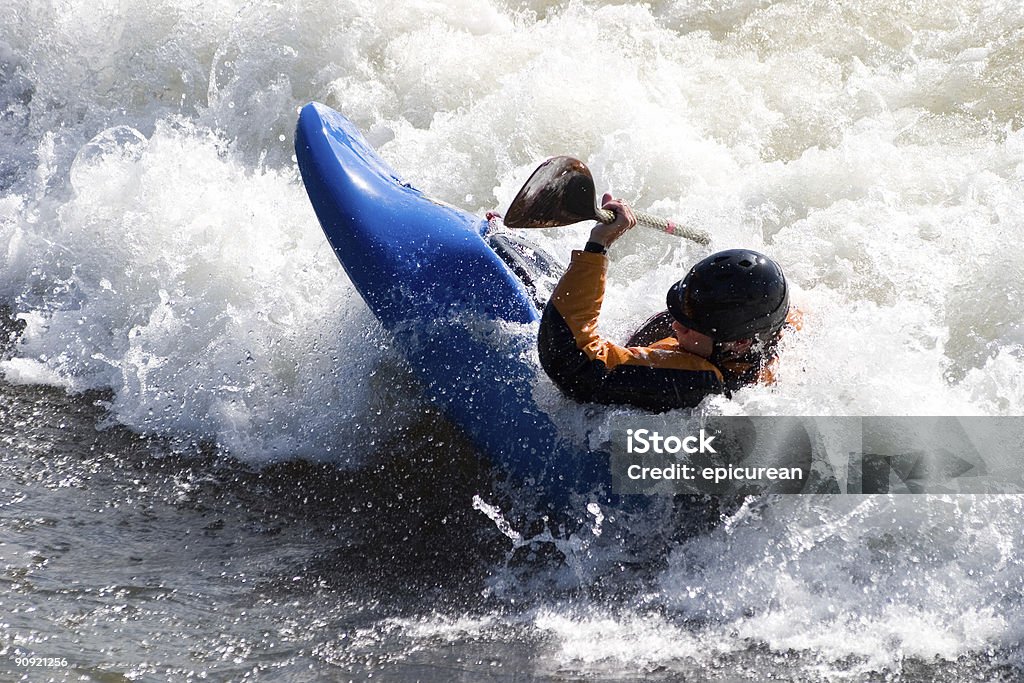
[{"left": 294, "top": 102, "right": 608, "bottom": 508}]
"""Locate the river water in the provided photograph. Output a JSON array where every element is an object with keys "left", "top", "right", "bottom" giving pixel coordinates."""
[{"left": 2, "top": 0, "right": 1023, "bottom": 680}]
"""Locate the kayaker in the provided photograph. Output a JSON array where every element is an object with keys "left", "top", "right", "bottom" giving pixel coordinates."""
[{"left": 537, "top": 194, "right": 795, "bottom": 412}]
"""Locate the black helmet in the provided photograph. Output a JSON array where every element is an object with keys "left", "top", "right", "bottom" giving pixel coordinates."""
[{"left": 666, "top": 249, "right": 789, "bottom": 342}]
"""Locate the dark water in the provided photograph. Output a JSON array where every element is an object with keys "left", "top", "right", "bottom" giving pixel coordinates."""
[
  {"left": 3, "top": 380, "right": 1023, "bottom": 682},
  {"left": 0, "top": 379, "right": 521, "bottom": 681}
]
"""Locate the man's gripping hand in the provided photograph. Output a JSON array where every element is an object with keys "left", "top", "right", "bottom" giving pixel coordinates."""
[{"left": 588, "top": 193, "right": 637, "bottom": 249}]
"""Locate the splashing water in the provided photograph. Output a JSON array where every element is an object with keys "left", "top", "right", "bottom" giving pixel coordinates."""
[{"left": 2, "top": 0, "right": 1024, "bottom": 679}]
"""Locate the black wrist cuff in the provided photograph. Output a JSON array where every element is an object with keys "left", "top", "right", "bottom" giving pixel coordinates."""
[{"left": 584, "top": 241, "right": 608, "bottom": 255}]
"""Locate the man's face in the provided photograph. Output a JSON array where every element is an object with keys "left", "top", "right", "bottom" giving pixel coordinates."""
[{"left": 671, "top": 320, "right": 714, "bottom": 357}]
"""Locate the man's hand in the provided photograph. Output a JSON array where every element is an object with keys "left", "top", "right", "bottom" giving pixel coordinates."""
[{"left": 588, "top": 193, "right": 637, "bottom": 249}]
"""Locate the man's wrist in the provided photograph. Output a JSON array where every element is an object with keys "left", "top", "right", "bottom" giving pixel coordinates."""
[{"left": 584, "top": 241, "right": 608, "bottom": 255}]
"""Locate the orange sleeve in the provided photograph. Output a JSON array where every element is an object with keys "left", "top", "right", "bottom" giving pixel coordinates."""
[{"left": 548, "top": 251, "right": 723, "bottom": 378}]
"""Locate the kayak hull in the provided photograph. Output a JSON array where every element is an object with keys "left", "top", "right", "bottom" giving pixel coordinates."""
[{"left": 295, "top": 103, "right": 607, "bottom": 507}]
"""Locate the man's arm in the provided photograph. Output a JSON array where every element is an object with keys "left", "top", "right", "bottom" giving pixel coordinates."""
[{"left": 537, "top": 197, "right": 725, "bottom": 412}]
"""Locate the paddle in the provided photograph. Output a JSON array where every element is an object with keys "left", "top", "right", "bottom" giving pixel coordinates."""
[{"left": 503, "top": 156, "right": 711, "bottom": 245}]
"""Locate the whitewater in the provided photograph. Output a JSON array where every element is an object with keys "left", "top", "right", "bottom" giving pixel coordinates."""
[{"left": 2, "top": 0, "right": 1023, "bottom": 680}]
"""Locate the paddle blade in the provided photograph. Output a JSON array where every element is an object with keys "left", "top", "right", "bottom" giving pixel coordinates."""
[{"left": 504, "top": 156, "right": 599, "bottom": 228}]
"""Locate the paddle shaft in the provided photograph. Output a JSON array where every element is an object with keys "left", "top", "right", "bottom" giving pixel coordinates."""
[{"left": 595, "top": 207, "right": 710, "bottom": 246}]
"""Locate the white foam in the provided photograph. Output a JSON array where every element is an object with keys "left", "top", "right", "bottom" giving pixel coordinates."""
[
  {"left": 0, "top": 356, "right": 72, "bottom": 388},
  {"left": 652, "top": 495, "right": 1024, "bottom": 675},
  {"left": 2, "top": 118, "right": 421, "bottom": 461}
]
